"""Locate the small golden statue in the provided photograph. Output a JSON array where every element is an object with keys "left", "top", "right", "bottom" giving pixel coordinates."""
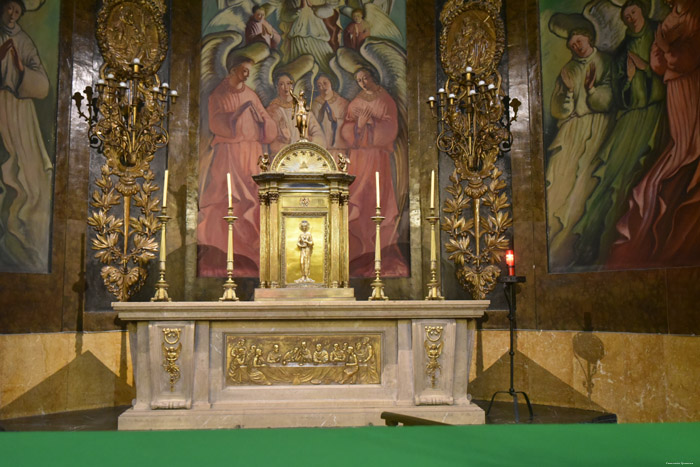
[
  {"left": 258, "top": 153, "right": 270, "bottom": 172},
  {"left": 295, "top": 220, "right": 314, "bottom": 283},
  {"left": 290, "top": 89, "right": 309, "bottom": 140},
  {"left": 337, "top": 153, "right": 349, "bottom": 172}
]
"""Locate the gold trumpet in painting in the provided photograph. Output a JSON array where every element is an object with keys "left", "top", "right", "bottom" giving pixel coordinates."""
[
  {"left": 72, "top": 0, "right": 176, "bottom": 301},
  {"left": 429, "top": 0, "right": 520, "bottom": 299}
]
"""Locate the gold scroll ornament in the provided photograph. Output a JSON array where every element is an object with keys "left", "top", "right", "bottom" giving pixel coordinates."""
[
  {"left": 162, "top": 328, "right": 182, "bottom": 392},
  {"left": 435, "top": 0, "right": 517, "bottom": 299},
  {"left": 225, "top": 334, "right": 381, "bottom": 386},
  {"left": 424, "top": 326, "right": 444, "bottom": 388}
]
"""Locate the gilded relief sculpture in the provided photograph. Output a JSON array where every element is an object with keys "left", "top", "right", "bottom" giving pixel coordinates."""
[
  {"left": 225, "top": 334, "right": 381, "bottom": 386},
  {"left": 73, "top": 0, "right": 176, "bottom": 301},
  {"left": 430, "top": 0, "right": 519, "bottom": 299}
]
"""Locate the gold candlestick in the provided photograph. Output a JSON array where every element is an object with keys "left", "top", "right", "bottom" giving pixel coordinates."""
[
  {"left": 425, "top": 209, "right": 444, "bottom": 300},
  {"left": 369, "top": 206, "right": 388, "bottom": 301},
  {"left": 151, "top": 207, "right": 172, "bottom": 302},
  {"left": 220, "top": 206, "right": 239, "bottom": 301}
]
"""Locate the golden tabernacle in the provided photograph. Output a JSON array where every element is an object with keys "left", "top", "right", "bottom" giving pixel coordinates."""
[{"left": 253, "top": 139, "right": 355, "bottom": 301}]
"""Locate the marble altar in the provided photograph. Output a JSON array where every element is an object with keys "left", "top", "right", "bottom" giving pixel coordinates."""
[{"left": 116, "top": 300, "right": 487, "bottom": 430}]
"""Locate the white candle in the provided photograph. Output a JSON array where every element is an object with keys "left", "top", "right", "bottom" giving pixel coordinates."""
[
  {"left": 227, "top": 173, "right": 232, "bottom": 209},
  {"left": 478, "top": 80, "right": 486, "bottom": 87},
  {"left": 438, "top": 87, "right": 445, "bottom": 94},
  {"left": 488, "top": 83, "right": 496, "bottom": 90},
  {"left": 118, "top": 81, "right": 128, "bottom": 88},
  {"left": 448, "top": 93, "right": 456, "bottom": 99},
  {"left": 133, "top": 58, "right": 140, "bottom": 64},
  {"left": 162, "top": 169, "right": 169, "bottom": 208},
  {"left": 162, "top": 82, "right": 170, "bottom": 89},
  {"left": 469, "top": 89, "right": 477, "bottom": 96},
  {"left": 106, "top": 73, "right": 115, "bottom": 80},
  {"left": 428, "top": 96, "right": 435, "bottom": 102},
  {"left": 430, "top": 170, "right": 435, "bottom": 210},
  {"left": 375, "top": 171, "right": 380, "bottom": 209},
  {"left": 169, "top": 90, "right": 178, "bottom": 96},
  {"left": 466, "top": 66, "right": 473, "bottom": 73},
  {"left": 96, "top": 79, "right": 105, "bottom": 85}
]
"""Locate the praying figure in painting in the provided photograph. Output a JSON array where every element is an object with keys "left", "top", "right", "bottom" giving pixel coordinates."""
[
  {"left": 245, "top": 5, "right": 281, "bottom": 49},
  {"left": 0, "top": 0, "right": 53, "bottom": 273},
  {"left": 608, "top": 0, "right": 700, "bottom": 269},
  {"left": 545, "top": 14, "right": 614, "bottom": 272},
  {"left": 295, "top": 220, "right": 314, "bottom": 283},
  {"left": 312, "top": 74, "right": 349, "bottom": 156},
  {"left": 198, "top": 55, "right": 277, "bottom": 277},
  {"left": 341, "top": 67, "right": 409, "bottom": 277},
  {"left": 571, "top": 0, "right": 668, "bottom": 268}
]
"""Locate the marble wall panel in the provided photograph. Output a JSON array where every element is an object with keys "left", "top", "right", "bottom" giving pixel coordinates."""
[{"left": 0, "top": 331, "right": 133, "bottom": 420}]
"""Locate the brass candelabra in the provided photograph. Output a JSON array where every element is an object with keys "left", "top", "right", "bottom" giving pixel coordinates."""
[
  {"left": 73, "top": 58, "right": 177, "bottom": 302},
  {"left": 427, "top": 74, "right": 519, "bottom": 300},
  {"left": 369, "top": 206, "right": 388, "bottom": 301},
  {"left": 220, "top": 206, "right": 239, "bottom": 301}
]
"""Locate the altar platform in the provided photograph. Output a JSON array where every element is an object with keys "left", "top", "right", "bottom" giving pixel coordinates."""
[{"left": 115, "top": 300, "right": 487, "bottom": 430}]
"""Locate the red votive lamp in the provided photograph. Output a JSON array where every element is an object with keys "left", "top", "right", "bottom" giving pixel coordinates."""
[{"left": 505, "top": 250, "right": 515, "bottom": 276}]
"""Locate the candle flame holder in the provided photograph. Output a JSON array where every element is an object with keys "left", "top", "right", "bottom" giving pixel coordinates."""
[
  {"left": 369, "top": 206, "right": 388, "bottom": 301},
  {"left": 220, "top": 206, "right": 239, "bottom": 301}
]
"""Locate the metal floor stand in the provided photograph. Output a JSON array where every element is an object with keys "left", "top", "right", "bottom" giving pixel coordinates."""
[{"left": 486, "top": 275, "right": 533, "bottom": 423}]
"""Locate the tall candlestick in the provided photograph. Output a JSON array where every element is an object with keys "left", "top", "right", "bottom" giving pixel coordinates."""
[
  {"left": 430, "top": 170, "right": 435, "bottom": 209},
  {"left": 375, "top": 171, "right": 380, "bottom": 208},
  {"left": 227, "top": 172, "right": 232, "bottom": 209},
  {"left": 162, "top": 169, "right": 169, "bottom": 208}
]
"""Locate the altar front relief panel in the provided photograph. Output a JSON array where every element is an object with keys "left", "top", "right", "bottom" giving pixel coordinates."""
[{"left": 116, "top": 301, "right": 486, "bottom": 430}]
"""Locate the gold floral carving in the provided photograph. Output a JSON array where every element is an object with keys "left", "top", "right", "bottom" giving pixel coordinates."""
[
  {"left": 162, "top": 328, "right": 182, "bottom": 392},
  {"left": 433, "top": 0, "right": 517, "bottom": 299},
  {"left": 424, "top": 326, "right": 444, "bottom": 388},
  {"left": 96, "top": 0, "right": 168, "bottom": 77},
  {"left": 225, "top": 334, "right": 381, "bottom": 386}
]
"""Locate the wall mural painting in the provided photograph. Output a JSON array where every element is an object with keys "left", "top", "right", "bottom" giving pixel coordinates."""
[
  {"left": 198, "top": 0, "right": 409, "bottom": 279},
  {"left": 0, "top": 0, "right": 58, "bottom": 274},
  {"left": 540, "top": 0, "right": 700, "bottom": 273}
]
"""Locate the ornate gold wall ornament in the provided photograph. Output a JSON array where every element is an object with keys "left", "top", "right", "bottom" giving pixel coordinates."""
[
  {"left": 424, "top": 326, "right": 444, "bottom": 388},
  {"left": 431, "top": 0, "right": 519, "bottom": 299},
  {"left": 162, "top": 328, "right": 182, "bottom": 392},
  {"left": 225, "top": 334, "right": 381, "bottom": 386},
  {"left": 96, "top": 0, "right": 168, "bottom": 77},
  {"left": 73, "top": 0, "right": 176, "bottom": 301}
]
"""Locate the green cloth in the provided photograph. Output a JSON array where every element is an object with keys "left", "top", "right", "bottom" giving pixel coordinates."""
[{"left": 2, "top": 423, "right": 699, "bottom": 466}]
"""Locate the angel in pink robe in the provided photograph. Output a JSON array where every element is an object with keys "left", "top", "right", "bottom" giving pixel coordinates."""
[
  {"left": 608, "top": 0, "right": 700, "bottom": 269},
  {"left": 340, "top": 68, "right": 409, "bottom": 277},
  {"left": 198, "top": 57, "right": 277, "bottom": 277}
]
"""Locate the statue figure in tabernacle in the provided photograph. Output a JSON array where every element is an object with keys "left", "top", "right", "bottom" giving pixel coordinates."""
[
  {"left": 295, "top": 220, "right": 314, "bottom": 283},
  {"left": 290, "top": 89, "right": 309, "bottom": 140}
]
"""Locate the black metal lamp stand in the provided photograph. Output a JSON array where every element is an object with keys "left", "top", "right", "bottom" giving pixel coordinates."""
[{"left": 486, "top": 274, "right": 533, "bottom": 423}]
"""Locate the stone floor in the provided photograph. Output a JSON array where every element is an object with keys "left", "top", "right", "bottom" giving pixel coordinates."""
[{"left": 0, "top": 401, "right": 616, "bottom": 431}]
